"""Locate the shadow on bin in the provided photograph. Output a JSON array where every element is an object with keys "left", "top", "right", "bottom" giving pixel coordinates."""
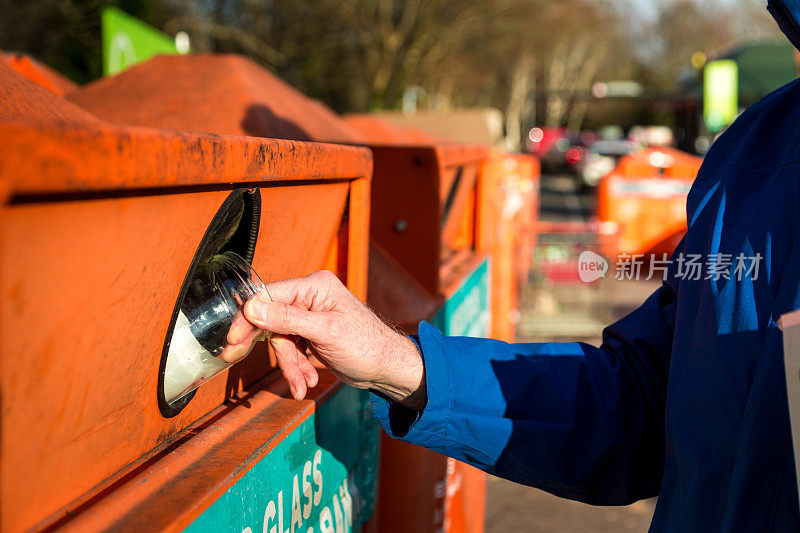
[{"left": 241, "top": 104, "right": 311, "bottom": 141}]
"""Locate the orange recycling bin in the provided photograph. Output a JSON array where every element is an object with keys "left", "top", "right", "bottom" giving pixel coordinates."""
[
  {"left": 344, "top": 114, "right": 443, "bottom": 145},
  {"left": 351, "top": 120, "right": 491, "bottom": 533},
  {"left": 0, "top": 60, "right": 378, "bottom": 532},
  {"left": 67, "top": 53, "right": 363, "bottom": 144},
  {"left": 346, "top": 115, "right": 542, "bottom": 344},
  {"left": 2, "top": 51, "right": 78, "bottom": 96},
  {"left": 597, "top": 147, "right": 702, "bottom": 259},
  {"left": 66, "top": 54, "right": 491, "bottom": 533},
  {"left": 476, "top": 153, "right": 540, "bottom": 342}
]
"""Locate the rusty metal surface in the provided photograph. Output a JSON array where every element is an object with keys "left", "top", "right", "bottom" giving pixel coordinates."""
[
  {"left": 67, "top": 53, "right": 365, "bottom": 145},
  {"left": 2, "top": 52, "right": 79, "bottom": 96}
]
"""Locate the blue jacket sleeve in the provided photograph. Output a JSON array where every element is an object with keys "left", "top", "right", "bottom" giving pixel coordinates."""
[{"left": 370, "top": 282, "right": 677, "bottom": 505}]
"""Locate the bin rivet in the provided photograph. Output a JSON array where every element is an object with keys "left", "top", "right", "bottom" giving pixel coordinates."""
[{"left": 394, "top": 219, "right": 408, "bottom": 233}]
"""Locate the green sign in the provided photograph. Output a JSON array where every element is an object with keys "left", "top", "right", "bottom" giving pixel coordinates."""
[
  {"left": 186, "top": 386, "right": 379, "bottom": 533},
  {"left": 432, "top": 258, "right": 490, "bottom": 337},
  {"left": 102, "top": 7, "right": 183, "bottom": 75},
  {"left": 704, "top": 59, "right": 739, "bottom": 133}
]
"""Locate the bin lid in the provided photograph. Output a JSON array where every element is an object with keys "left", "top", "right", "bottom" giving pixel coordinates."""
[
  {"left": 67, "top": 53, "right": 365, "bottom": 145},
  {"left": 615, "top": 147, "right": 703, "bottom": 180},
  {"left": 2, "top": 52, "right": 78, "bottom": 96},
  {"left": 0, "top": 59, "right": 371, "bottom": 195},
  {"left": 343, "top": 114, "right": 444, "bottom": 145},
  {"left": 0, "top": 59, "right": 98, "bottom": 124},
  {"left": 371, "top": 108, "right": 505, "bottom": 147}
]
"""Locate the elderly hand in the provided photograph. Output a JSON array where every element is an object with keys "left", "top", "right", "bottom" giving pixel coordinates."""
[{"left": 225, "top": 271, "right": 426, "bottom": 409}]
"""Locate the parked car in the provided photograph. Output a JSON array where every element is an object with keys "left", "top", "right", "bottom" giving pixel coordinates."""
[
  {"left": 576, "top": 139, "right": 641, "bottom": 188},
  {"left": 527, "top": 127, "right": 575, "bottom": 174}
]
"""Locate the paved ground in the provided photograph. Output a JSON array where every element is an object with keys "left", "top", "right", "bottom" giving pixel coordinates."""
[
  {"left": 485, "top": 476, "right": 656, "bottom": 532},
  {"left": 483, "top": 174, "right": 659, "bottom": 532}
]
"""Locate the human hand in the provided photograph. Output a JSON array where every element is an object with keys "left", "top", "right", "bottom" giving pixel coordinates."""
[
  {"left": 225, "top": 271, "right": 426, "bottom": 409},
  {"left": 217, "top": 310, "right": 268, "bottom": 364}
]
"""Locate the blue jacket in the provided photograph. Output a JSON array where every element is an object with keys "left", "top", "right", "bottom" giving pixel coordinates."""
[{"left": 371, "top": 4, "right": 800, "bottom": 529}]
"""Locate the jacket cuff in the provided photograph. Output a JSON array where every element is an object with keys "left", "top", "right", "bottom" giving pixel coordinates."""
[{"left": 369, "top": 321, "right": 452, "bottom": 448}]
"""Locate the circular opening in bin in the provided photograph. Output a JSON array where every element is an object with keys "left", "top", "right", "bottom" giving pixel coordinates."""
[{"left": 158, "top": 188, "right": 262, "bottom": 418}]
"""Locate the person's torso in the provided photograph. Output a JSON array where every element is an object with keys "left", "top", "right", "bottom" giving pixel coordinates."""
[{"left": 651, "top": 78, "right": 800, "bottom": 531}]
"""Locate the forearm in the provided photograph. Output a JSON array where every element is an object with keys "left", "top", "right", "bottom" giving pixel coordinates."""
[
  {"left": 370, "top": 287, "right": 676, "bottom": 505},
  {"left": 368, "top": 334, "right": 427, "bottom": 411}
]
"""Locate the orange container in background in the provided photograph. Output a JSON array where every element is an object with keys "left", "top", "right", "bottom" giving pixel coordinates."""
[
  {"left": 1, "top": 60, "right": 377, "bottom": 532},
  {"left": 597, "top": 147, "right": 702, "bottom": 258},
  {"left": 477, "top": 153, "right": 540, "bottom": 342},
  {"left": 2, "top": 51, "right": 78, "bottom": 96},
  {"left": 345, "top": 113, "right": 492, "bottom": 533}
]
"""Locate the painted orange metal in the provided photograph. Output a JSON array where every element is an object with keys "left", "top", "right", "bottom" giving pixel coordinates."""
[
  {"left": 0, "top": 59, "right": 97, "bottom": 124},
  {"left": 0, "top": 64, "right": 371, "bottom": 532},
  {"left": 597, "top": 147, "right": 702, "bottom": 258},
  {"left": 63, "top": 52, "right": 374, "bottom": 305},
  {"left": 443, "top": 460, "right": 487, "bottom": 533},
  {"left": 56, "top": 374, "right": 344, "bottom": 533},
  {"left": 67, "top": 53, "right": 365, "bottom": 145},
  {"left": 367, "top": 144, "right": 488, "bottom": 313},
  {"left": 1, "top": 121, "right": 372, "bottom": 195},
  {"left": 343, "top": 114, "right": 444, "bottom": 145},
  {"left": 397, "top": 127, "right": 441, "bottom": 144},
  {"left": 362, "top": 140, "right": 490, "bottom": 533},
  {"left": 66, "top": 54, "right": 490, "bottom": 532},
  {"left": 343, "top": 114, "right": 410, "bottom": 145},
  {"left": 614, "top": 147, "right": 703, "bottom": 179},
  {"left": 476, "top": 152, "right": 540, "bottom": 343},
  {"left": 367, "top": 243, "right": 440, "bottom": 330},
  {"left": 513, "top": 155, "right": 541, "bottom": 293},
  {"left": 2, "top": 52, "right": 78, "bottom": 96}
]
